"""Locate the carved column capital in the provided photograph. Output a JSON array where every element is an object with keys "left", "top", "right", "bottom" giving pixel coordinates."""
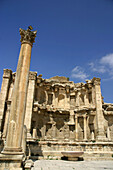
[
  {"left": 19, "top": 26, "right": 37, "bottom": 46},
  {"left": 29, "top": 72, "right": 37, "bottom": 80},
  {"left": 3, "top": 69, "right": 12, "bottom": 79}
]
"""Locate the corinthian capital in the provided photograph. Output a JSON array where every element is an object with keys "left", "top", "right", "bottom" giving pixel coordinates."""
[{"left": 19, "top": 26, "right": 37, "bottom": 46}]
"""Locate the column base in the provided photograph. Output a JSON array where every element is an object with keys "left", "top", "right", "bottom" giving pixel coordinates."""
[
  {"left": 96, "top": 129, "right": 107, "bottom": 142},
  {"left": 0, "top": 151, "right": 24, "bottom": 170},
  {"left": 3, "top": 146, "right": 22, "bottom": 153}
]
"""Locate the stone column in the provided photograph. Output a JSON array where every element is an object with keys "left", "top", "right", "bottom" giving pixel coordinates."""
[
  {"left": 93, "top": 77, "right": 106, "bottom": 141},
  {"left": 107, "top": 127, "right": 111, "bottom": 141},
  {"left": 3, "top": 27, "right": 37, "bottom": 153},
  {"left": 0, "top": 69, "right": 12, "bottom": 137},
  {"left": 76, "top": 91, "right": 80, "bottom": 107},
  {"left": 69, "top": 110, "right": 75, "bottom": 124},
  {"left": 54, "top": 86, "right": 59, "bottom": 108},
  {"left": 24, "top": 71, "right": 37, "bottom": 139},
  {"left": 0, "top": 27, "right": 37, "bottom": 169},
  {"left": 75, "top": 114, "right": 78, "bottom": 141},
  {"left": 83, "top": 114, "right": 87, "bottom": 141}
]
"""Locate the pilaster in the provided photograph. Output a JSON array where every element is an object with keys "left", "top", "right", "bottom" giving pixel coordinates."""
[
  {"left": 24, "top": 71, "right": 37, "bottom": 139},
  {"left": 2, "top": 100, "right": 11, "bottom": 139},
  {"left": 0, "top": 69, "right": 12, "bottom": 137}
]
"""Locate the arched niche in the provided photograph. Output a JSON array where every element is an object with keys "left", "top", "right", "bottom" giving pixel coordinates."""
[{"left": 39, "top": 89, "right": 46, "bottom": 104}]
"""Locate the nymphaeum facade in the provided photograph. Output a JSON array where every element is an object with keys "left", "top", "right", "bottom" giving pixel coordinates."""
[{"left": 0, "top": 69, "right": 113, "bottom": 159}]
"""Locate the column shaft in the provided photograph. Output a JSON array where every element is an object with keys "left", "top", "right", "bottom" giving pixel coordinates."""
[
  {"left": 83, "top": 115, "right": 87, "bottom": 141},
  {"left": 5, "top": 43, "right": 32, "bottom": 151},
  {"left": 75, "top": 115, "right": 78, "bottom": 141}
]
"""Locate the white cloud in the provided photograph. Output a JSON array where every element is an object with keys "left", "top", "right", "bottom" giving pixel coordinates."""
[
  {"left": 71, "top": 53, "right": 113, "bottom": 82},
  {"left": 89, "top": 62, "right": 107, "bottom": 73},
  {"left": 100, "top": 53, "right": 113, "bottom": 68},
  {"left": 71, "top": 66, "right": 89, "bottom": 80},
  {"left": 89, "top": 53, "right": 113, "bottom": 79}
]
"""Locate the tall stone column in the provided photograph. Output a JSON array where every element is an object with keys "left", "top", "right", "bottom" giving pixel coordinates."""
[
  {"left": 93, "top": 77, "right": 106, "bottom": 141},
  {"left": 24, "top": 71, "right": 37, "bottom": 139},
  {"left": 0, "top": 26, "right": 37, "bottom": 169},
  {"left": 0, "top": 69, "right": 12, "bottom": 137},
  {"left": 4, "top": 27, "right": 37, "bottom": 152}
]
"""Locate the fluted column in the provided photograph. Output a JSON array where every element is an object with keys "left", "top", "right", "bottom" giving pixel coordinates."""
[
  {"left": 4, "top": 26, "right": 37, "bottom": 153},
  {"left": 0, "top": 69, "right": 12, "bottom": 137},
  {"left": 24, "top": 72, "right": 37, "bottom": 139}
]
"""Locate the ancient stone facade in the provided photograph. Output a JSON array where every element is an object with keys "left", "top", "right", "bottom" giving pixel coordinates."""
[{"left": 0, "top": 70, "right": 113, "bottom": 160}]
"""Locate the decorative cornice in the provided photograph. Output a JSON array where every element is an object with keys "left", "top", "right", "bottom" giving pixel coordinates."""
[{"left": 19, "top": 26, "right": 37, "bottom": 46}]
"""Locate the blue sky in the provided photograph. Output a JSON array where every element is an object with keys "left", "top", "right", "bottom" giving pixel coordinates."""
[{"left": 0, "top": 0, "right": 113, "bottom": 103}]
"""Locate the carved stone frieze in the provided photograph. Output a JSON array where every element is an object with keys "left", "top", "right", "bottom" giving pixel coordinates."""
[{"left": 19, "top": 26, "right": 37, "bottom": 46}]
